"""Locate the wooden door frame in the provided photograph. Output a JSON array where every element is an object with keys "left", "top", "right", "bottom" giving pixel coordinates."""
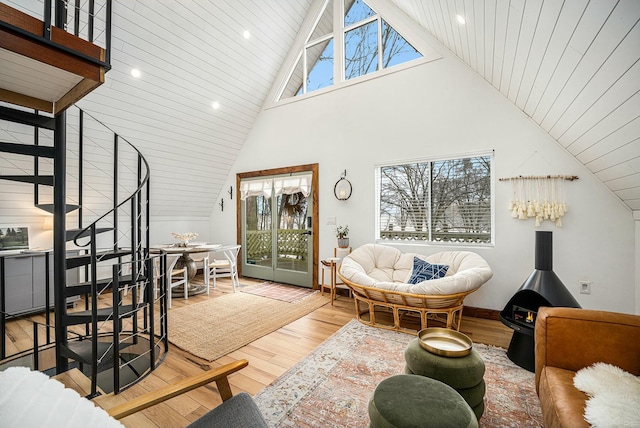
[{"left": 236, "top": 163, "right": 319, "bottom": 289}]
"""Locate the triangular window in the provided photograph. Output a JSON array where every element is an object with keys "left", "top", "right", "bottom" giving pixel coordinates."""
[
  {"left": 344, "top": 0, "right": 375, "bottom": 26},
  {"left": 381, "top": 19, "right": 421, "bottom": 68},
  {"left": 310, "top": 0, "right": 334, "bottom": 42},
  {"left": 306, "top": 38, "right": 334, "bottom": 92},
  {"left": 278, "top": 0, "right": 424, "bottom": 101}
]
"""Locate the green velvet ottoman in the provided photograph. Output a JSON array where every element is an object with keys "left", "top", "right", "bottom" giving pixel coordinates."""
[
  {"left": 368, "top": 374, "right": 479, "bottom": 428},
  {"left": 404, "top": 338, "right": 485, "bottom": 420}
]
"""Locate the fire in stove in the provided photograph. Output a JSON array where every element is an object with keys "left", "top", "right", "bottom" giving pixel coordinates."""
[{"left": 512, "top": 305, "right": 537, "bottom": 326}]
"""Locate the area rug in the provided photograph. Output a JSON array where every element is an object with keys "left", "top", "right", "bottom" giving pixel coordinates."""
[
  {"left": 168, "top": 292, "right": 329, "bottom": 361},
  {"left": 253, "top": 319, "right": 543, "bottom": 427},
  {"left": 241, "top": 282, "right": 318, "bottom": 303}
]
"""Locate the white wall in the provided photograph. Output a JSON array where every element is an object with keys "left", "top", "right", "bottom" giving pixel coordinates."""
[
  {"left": 210, "top": 41, "right": 636, "bottom": 314},
  {"left": 149, "top": 217, "right": 211, "bottom": 246}
]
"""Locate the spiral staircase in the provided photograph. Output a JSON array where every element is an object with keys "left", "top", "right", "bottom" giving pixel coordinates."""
[{"left": 0, "top": 1, "right": 168, "bottom": 396}]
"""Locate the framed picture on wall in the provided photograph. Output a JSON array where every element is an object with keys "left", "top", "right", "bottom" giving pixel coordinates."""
[{"left": 0, "top": 227, "right": 30, "bottom": 250}]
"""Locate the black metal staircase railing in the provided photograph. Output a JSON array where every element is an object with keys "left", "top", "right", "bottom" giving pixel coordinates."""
[
  {"left": 0, "top": 305, "right": 85, "bottom": 372},
  {"left": 0, "top": 104, "right": 169, "bottom": 395},
  {"left": 0, "top": 0, "right": 170, "bottom": 396},
  {"left": 0, "top": 251, "right": 171, "bottom": 390},
  {"left": 0, "top": 0, "right": 112, "bottom": 69}
]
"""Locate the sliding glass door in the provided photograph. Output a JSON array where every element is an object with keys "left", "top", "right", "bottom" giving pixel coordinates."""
[{"left": 240, "top": 171, "right": 314, "bottom": 287}]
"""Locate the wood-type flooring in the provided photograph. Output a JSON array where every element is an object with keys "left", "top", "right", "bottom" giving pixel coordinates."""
[{"left": 3, "top": 275, "right": 513, "bottom": 427}]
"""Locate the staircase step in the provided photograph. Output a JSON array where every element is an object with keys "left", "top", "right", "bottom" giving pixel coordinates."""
[
  {"left": 0, "top": 106, "right": 56, "bottom": 130},
  {"left": 64, "top": 304, "right": 138, "bottom": 326},
  {"left": 65, "top": 274, "right": 149, "bottom": 298},
  {"left": 0, "top": 142, "right": 54, "bottom": 158},
  {"left": 61, "top": 341, "right": 114, "bottom": 366},
  {"left": 66, "top": 227, "right": 114, "bottom": 242},
  {"left": 66, "top": 249, "right": 132, "bottom": 269},
  {"left": 60, "top": 338, "right": 134, "bottom": 366},
  {"left": 36, "top": 203, "right": 81, "bottom": 214},
  {"left": 0, "top": 175, "right": 53, "bottom": 185}
]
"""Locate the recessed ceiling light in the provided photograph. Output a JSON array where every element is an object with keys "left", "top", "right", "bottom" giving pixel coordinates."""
[
  {"left": 212, "top": 101, "right": 220, "bottom": 110},
  {"left": 456, "top": 15, "right": 466, "bottom": 25},
  {"left": 243, "top": 30, "right": 251, "bottom": 39},
  {"left": 130, "top": 68, "right": 142, "bottom": 78}
]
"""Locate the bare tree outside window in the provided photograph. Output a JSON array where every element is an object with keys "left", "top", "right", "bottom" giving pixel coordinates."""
[
  {"left": 345, "top": 21, "right": 378, "bottom": 79},
  {"left": 381, "top": 20, "right": 421, "bottom": 68},
  {"left": 277, "top": 192, "right": 308, "bottom": 230},
  {"left": 245, "top": 196, "right": 271, "bottom": 231},
  {"left": 344, "top": 0, "right": 375, "bottom": 26},
  {"left": 379, "top": 156, "right": 492, "bottom": 244}
]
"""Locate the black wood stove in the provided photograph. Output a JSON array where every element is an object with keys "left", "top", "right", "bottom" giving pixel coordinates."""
[{"left": 500, "top": 231, "right": 581, "bottom": 372}]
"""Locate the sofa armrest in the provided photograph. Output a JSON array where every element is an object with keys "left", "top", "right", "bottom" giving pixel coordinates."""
[{"left": 534, "top": 307, "right": 640, "bottom": 392}]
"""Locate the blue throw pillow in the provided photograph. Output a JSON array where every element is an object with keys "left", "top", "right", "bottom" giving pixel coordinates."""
[{"left": 407, "top": 257, "right": 449, "bottom": 284}]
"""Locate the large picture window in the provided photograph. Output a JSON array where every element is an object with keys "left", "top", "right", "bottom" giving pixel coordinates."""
[{"left": 376, "top": 154, "right": 493, "bottom": 244}]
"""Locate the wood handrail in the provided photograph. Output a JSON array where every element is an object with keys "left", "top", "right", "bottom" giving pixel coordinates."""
[{"left": 107, "top": 359, "right": 249, "bottom": 420}]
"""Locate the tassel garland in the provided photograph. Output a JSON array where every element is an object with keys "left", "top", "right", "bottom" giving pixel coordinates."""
[{"left": 506, "top": 176, "right": 569, "bottom": 227}]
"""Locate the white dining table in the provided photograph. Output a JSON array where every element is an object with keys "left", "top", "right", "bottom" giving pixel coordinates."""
[{"left": 150, "top": 243, "right": 221, "bottom": 296}]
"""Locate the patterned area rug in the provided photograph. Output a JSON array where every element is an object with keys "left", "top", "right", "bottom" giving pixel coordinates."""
[
  {"left": 241, "top": 282, "right": 317, "bottom": 303},
  {"left": 254, "top": 319, "right": 543, "bottom": 427}
]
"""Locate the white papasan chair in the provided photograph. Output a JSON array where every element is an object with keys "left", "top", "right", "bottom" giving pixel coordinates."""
[{"left": 338, "top": 244, "right": 493, "bottom": 332}]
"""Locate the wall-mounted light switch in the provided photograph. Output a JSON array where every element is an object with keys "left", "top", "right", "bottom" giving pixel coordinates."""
[{"left": 327, "top": 216, "right": 336, "bottom": 225}]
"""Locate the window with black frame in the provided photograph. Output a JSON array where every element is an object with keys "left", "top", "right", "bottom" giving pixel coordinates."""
[{"left": 377, "top": 154, "right": 493, "bottom": 244}]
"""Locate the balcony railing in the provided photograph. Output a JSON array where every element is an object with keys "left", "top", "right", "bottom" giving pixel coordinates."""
[
  {"left": 380, "top": 230, "right": 491, "bottom": 244},
  {"left": 2, "top": 0, "right": 112, "bottom": 66},
  {"left": 246, "top": 229, "right": 309, "bottom": 261}
]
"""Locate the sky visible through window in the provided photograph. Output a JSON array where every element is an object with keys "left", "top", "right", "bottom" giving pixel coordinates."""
[
  {"left": 295, "top": 0, "right": 422, "bottom": 97},
  {"left": 306, "top": 39, "right": 334, "bottom": 92}
]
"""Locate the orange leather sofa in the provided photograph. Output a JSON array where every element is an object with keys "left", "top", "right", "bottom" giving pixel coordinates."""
[{"left": 534, "top": 307, "right": 640, "bottom": 428}]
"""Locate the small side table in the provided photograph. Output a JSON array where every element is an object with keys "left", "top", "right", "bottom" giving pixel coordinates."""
[{"left": 321, "top": 257, "right": 354, "bottom": 305}]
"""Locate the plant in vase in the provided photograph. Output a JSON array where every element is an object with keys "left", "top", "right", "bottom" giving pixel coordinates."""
[
  {"left": 171, "top": 231, "right": 198, "bottom": 247},
  {"left": 336, "top": 225, "right": 349, "bottom": 248}
]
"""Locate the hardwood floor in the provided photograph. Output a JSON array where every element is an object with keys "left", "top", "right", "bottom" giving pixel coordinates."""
[{"left": 3, "top": 275, "right": 513, "bottom": 427}]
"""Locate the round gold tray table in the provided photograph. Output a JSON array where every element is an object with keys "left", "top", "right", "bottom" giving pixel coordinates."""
[{"left": 418, "top": 327, "right": 473, "bottom": 357}]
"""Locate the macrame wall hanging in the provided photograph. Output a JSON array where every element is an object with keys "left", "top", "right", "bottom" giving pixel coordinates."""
[{"left": 499, "top": 175, "right": 578, "bottom": 227}]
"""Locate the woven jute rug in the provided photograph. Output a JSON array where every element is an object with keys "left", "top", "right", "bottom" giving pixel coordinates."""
[
  {"left": 241, "top": 282, "right": 318, "bottom": 303},
  {"left": 254, "top": 319, "right": 543, "bottom": 427},
  {"left": 168, "top": 292, "right": 329, "bottom": 361}
]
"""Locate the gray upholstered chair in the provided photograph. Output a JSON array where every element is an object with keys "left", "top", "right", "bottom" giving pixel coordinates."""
[
  {"left": 107, "top": 359, "right": 267, "bottom": 427},
  {"left": 186, "top": 392, "right": 267, "bottom": 428},
  {"left": 0, "top": 360, "right": 267, "bottom": 428}
]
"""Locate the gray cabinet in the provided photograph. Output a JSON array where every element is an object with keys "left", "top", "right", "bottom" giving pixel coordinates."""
[{"left": 1, "top": 252, "right": 78, "bottom": 316}]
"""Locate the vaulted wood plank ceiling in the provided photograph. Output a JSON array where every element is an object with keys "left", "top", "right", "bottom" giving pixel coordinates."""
[
  {"left": 3, "top": 0, "right": 637, "bottom": 215},
  {"left": 391, "top": 0, "right": 640, "bottom": 211},
  {"left": 76, "top": 0, "right": 314, "bottom": 217}
]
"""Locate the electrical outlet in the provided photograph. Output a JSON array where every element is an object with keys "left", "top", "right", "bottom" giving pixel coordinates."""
[{"left": 579, "top": 280, "right": 591, "bottom": 294}]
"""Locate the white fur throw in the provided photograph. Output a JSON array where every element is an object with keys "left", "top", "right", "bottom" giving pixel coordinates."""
[
  {"left": 0, "top": 367, "right": 123, "bottom": 428},
  {"left": 573, "top": 362, "right": 640, "bottom": 428}
]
